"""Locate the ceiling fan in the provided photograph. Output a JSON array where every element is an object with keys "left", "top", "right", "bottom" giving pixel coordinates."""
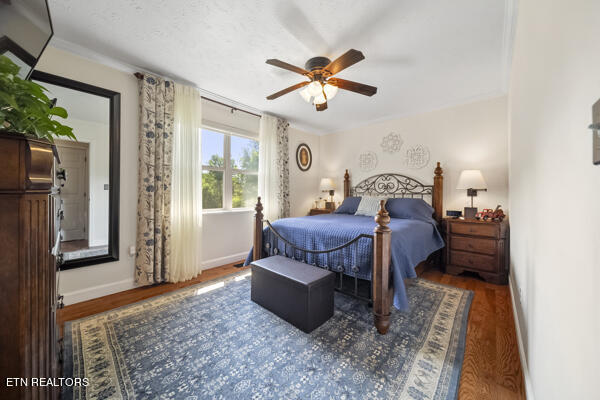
[{"left": 265, "top": 49, "right": 377, "bottom": 111}]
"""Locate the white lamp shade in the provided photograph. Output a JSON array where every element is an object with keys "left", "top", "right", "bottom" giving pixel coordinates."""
[
  {"left": 307, "top": 81, "right": 322, "bottom": 96},
  {"left": 456, "top": 170, "right": 487, "bottom": 190},
  {"left": 319, "top": 178, "right": 335, "bottom": 191},
  {"left": 313, "top": 93, "right": 327, "bottom": 105},
  {"left": 299, "top": 87, "right": 312, "bottom": 103},
  {"left": 323, "top": 83, "right": 338, "bottom": 100}
]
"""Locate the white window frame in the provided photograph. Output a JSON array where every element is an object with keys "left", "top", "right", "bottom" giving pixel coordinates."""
[{"left": 201, "top": 124, "right": 258, "bottom": 213}]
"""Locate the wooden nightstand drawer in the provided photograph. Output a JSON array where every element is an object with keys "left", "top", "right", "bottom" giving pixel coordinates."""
[
  {"left": 450, "top": 250, "right": 496, "bottom": 273},
  {"left": 309, "top": 208, "right": 333, "bottom": 216},
  {"left": 450, "top": 222, "right": 498, "bottom": 238},
  {"left": 444, "top": 218, "right": 509, "bottom": 285},
  {"left": 450, "top": 236, "right": 497, "bottom": 255}
]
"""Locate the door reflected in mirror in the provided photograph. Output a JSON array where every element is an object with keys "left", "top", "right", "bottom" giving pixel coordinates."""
[{"left": 31, "top": 71, "right": 120, "bottom": 268}]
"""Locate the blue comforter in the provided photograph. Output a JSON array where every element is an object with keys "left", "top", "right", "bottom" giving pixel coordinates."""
[{"left": 244, "top": 214, "right": 444, "bottom": 310}]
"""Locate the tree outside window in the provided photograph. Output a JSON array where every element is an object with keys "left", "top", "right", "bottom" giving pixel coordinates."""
[{"left": 202, "top": 128, "right": 258, "bottom": 210}]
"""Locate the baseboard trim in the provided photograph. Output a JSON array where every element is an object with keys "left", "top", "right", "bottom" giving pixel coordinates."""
[
  {"left": 62, "top": 278, "right": 135, "bottom": 306},
  {"left": 508, "top": 273, "right": 535, "bottom": 399},
  {"left": 201, "top": 252, "right": 247, "bottom": 270},
  {"left": 61, "top": 252, "right": 248, "bottom": 305}
]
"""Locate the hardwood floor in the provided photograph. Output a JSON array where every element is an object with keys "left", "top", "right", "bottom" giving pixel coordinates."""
[
  {"left": 57, "top": 262, "right": 250, "bottom": 333},
  {"left": 58, "top": 262, "right": 525, "bottom": 400},
  {"left": 60, "top": 239, "right": 89, "bottom": 252},
  {"left": 420, "top": 268, "right": 526, "bottom": 400}
]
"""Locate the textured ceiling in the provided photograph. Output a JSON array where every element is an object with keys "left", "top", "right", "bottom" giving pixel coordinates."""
[{"left": 47, "top": 0, "right": 514, "bottom": 134}]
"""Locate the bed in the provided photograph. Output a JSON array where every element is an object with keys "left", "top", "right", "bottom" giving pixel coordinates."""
[{"left": 248, "top": 163, "right": 445, "bottom": 334}]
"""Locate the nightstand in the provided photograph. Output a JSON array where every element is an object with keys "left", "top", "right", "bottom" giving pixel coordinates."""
[
  {"left": 444, "top": 218, "right": 509, "bottom": 284},
  {"left": 309, "top": 208, "right": 334, "bottom": 216}
]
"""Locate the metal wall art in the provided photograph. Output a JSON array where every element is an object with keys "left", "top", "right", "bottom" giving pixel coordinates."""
[
  {"left": 405, "top": 145, "right": 430, "bottom": 169},
  {"left": 380, "top": 132, "right": 403, "bottom": 153},
  {"left": 358, "top": 151, "right": 378, "bottom": 172}
]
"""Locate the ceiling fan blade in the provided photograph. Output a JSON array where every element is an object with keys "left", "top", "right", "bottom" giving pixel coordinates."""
[
  {"left": 266, "top": 81, "right": 309, "bottom": 100},
  {"left": 316, "top": 102, "right": 328, "bottom": 111},
  {"left": 324, "top": 49, "right": 365, "bottom": 76},
  {"left": 266, "top": 59, "right": 310, "bottom": 76},
  {"left": 328, "top": 78, "right": 377, "bottom": 97}
]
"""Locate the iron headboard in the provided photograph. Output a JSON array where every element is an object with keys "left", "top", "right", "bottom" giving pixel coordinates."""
[{"left": 351, "top": 173, "right": 434, "bottom": 204}]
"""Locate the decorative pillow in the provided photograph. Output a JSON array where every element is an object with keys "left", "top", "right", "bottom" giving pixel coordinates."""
[
  {"left": 354, "top": 196, "right": 386, "bottom": 217},
  {"left": 334, "top": 197, "right": 362, "bottom": 214},
  {"left": 386, "top": 198, "right": 434, "bottom": 221}
]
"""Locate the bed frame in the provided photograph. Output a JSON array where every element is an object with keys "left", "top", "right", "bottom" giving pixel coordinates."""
[{"left": 253, "top": 162, "right": 443, "bottom": 334}]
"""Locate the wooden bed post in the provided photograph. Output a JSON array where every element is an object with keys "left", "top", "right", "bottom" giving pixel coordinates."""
[
  {"left": 433, "top": 162, "right": 444, "bottom": 223},
  {"left": 253, "top": 197, "right": 264, "bottom": 261},
  {"left": 343, "top": 169, "right": 350, "bottom": 199},
  {"left": 372, "top": 200, "right": 392, "bottom": 335}
]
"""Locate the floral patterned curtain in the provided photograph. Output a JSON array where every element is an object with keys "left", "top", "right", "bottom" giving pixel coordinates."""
[
  {"left": 276, "top": 118, "right": 290, "bottom": 219},
  {"left": 135, "top": 75, "right": 174, "bottom": 285},
  {"left": 258, "top": 115, "right": 290, "bottom": 221}
]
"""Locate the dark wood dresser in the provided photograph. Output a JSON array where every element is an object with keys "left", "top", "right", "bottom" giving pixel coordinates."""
[
  {"left": 444, "top": 218, "right": 509, "bottom": 284},
  {"left": 0, "top": 133, "right": 59, "bottom": 399}
]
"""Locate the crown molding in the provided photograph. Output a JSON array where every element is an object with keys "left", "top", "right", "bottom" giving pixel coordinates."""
[
  {"left": 48, "top": 36, "right": 264, "bottom": 118},
  {"left": 290, "top": 90, "right": 507, "bottom": 136}
]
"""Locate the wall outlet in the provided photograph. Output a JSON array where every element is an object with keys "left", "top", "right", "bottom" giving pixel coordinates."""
[{"left": 129, "top": 245, "right": 136, "bottom": 257}]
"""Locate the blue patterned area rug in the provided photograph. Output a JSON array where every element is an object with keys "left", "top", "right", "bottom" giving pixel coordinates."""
[{"left": 63, "top": 271, "right": 472, "bottom": 400}]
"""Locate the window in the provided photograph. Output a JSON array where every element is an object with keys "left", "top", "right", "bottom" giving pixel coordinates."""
[{"left": 202, "top": 127, "right": 258, "bottom": 210}]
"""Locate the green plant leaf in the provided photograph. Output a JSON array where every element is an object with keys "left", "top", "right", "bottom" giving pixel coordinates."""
[
  {"left": 0, "top": 91, "right": 18, "bottom": 109},
  {"left": 48, "top": 106, "right": 68, "bottom": 119},
  {"left": 0, "top": 56, "right": 75, "bottom": 140},
  {"left": 0, "top": 55, "right": 19, "bottom": 75}
]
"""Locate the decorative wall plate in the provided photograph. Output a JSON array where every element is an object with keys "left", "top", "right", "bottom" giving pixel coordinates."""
[
  {"left": 296, "top": 143, "right": 312, "bottom": 171},
  {"left": 381, "top": 132, "right": 403, "bottom": 153},
  {"left": 405, "top": 145, "right": 430, "bottom": 169},
  {"left": 359, "top": 151, "right": 378, "bottom": 172}
]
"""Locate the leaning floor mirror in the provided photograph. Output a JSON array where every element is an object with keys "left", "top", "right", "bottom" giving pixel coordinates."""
[{"left": 31, "top": 71, "right": 120, "bottom": 269}]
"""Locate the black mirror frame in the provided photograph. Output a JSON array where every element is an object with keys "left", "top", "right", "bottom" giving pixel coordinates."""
[{"left": 30, "top": 70, "right": 121, "bottom": 269}]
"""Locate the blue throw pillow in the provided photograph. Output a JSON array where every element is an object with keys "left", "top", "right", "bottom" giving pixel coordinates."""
[
  {"left": 334, "top": 197, "right": 362, "bottom": 214},
  {"left": 386, "top": 198, "right": 435, "bottom": 221}
]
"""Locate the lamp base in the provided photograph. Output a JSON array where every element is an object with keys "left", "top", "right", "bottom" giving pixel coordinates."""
[{"left": 464, "top": 207, "right": 478, "bottom": 219}]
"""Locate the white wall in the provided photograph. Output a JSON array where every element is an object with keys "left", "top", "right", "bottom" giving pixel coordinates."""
[
  {"left": 289, "top": 127, "right": 321, "bottom": 217},
  {"left": 319, "top": 96, "right": 509, "bottom": 215},
  {"left": 201, "top": 211, "right": 253, "bottom": 268},
  {"left": 36, "top": 46, "right": 140, "bottom": 304},
  {"left": 37, "top": 46, "right": 323, "bottom": 304},
  {"left": 508, "top": 1, "right": 600, "bottom": 399}
]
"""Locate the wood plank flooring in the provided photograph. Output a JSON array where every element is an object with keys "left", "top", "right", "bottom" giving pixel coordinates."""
[
  {"left": 420, "top": 268, "right": 526, "bottom": 399},
  {"left": 58, "top": 262, "right": 525, "bottom": 400}
]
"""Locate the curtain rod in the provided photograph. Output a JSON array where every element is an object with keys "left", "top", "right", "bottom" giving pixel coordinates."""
[{"left": 134, "top": 72, "right": 262, "bottom": 118}]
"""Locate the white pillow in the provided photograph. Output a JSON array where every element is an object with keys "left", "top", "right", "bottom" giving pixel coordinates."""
[{"left": 354, "top": 196, "right": 386, "bottom": 217}]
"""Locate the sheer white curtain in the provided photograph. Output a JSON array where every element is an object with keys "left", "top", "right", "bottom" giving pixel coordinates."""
[
  {"left": 258, "top": 114, "right": 279, "bottom": 221},
  {"left": 170, "top": 84, "right": 203, "bottom": 282}
]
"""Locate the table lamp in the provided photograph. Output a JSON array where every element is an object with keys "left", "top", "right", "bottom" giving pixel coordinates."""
[
  {"left": 319, "top": 178, "right": 335, "bottom": 210},
  {"left": 456, "top": 170, "right": 487, "bottom": 219}
]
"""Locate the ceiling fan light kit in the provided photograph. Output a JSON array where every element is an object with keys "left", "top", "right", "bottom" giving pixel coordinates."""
[
  {"left": 266, "top": 49, "right": 377, "bottom": 111},
  {"left": 313, "top": 92, "right": 327, "bottom": 105},
  {"left": 307, "top": 81, "right": 323, "bottom": 96}
]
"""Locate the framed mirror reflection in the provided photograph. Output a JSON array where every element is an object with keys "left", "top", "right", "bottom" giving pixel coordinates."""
[{"left": 31, "top": 70, "right": 120, "bottom": 269}]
